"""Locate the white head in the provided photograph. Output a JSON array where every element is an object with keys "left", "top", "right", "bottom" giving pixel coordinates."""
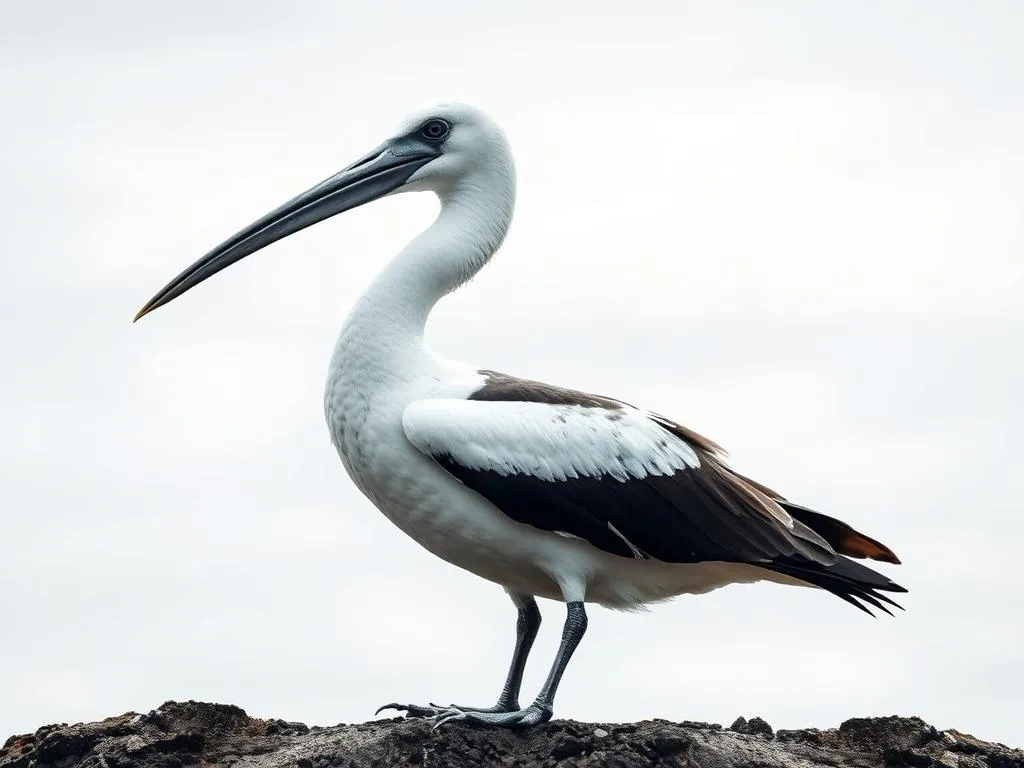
[
  {"left": 392, "top": 101, "right": 515, "bottom": 198},
  {"left": 134, "top": 101, "right": 516, "bottom": 321}
]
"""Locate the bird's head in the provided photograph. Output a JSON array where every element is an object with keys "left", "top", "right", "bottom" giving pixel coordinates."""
[
  {"left": 392, "top": 101, "right": 513, "bottom": 194},
  {"left": 133, "top": 100, "right": 511, "bottom": 321}
]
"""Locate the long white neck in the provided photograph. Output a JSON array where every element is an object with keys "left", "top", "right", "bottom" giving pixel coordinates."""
[{"left": 332, "top": 165, "right": 516, "bottom": 382}]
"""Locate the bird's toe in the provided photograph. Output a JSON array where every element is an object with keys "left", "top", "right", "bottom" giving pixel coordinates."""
[
  {"left": 431, "top": 703, "right": 552, "bottom": 729},
  {"left": 375, "top": 702, "right": 449, "bottom": 719}
]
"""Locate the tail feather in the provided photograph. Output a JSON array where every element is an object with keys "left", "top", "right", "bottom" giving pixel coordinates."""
[
  {"left": 762, "top": 554, "right": 908, "bottom": 617},
  {"left": 833, "top": 588, "right": 893, "bottom": 617}
]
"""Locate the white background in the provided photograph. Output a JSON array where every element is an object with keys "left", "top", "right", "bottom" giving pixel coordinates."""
[{"left": 1, "top": 0, "right": 1021, "bottom": 747}]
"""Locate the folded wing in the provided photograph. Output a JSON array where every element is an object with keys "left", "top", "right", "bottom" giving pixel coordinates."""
[{"left": 402, "top": 371, "right": 906, "bottom": 615}]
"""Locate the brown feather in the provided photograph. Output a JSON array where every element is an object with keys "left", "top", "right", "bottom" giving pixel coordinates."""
[
  {"left": 838, "top": 531, "right": 902, "bottom": 564},
  {"left": 775, "top": 502, "right": 903, "bottom": 564}
]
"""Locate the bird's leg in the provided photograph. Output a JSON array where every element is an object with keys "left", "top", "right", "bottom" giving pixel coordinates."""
[
  {"left": 441, "top": 591, "right": 541, "bottom": 713},
  {"left": 493, "top": 592, "right": 543, "bottom": 710},
  {"left": 374, "top": 591, "right": 541, "bottom": 720},
  {"left": 433, "top": 600, "right": 588, "bottom": 728}
]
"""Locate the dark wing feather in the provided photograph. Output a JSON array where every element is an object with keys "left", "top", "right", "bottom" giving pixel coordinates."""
[
  {"left": 650, "top": 414, "right": 905, "bottom": 566},
  {"left": 431, "top": 452, "right": 833, "bottom": 565},
  {"left": 775, "top": 501, "right": 903, "bottom": 564}
]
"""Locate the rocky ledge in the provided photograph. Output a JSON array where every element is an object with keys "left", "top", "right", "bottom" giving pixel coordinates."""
[{"left": 2, "top": 701, "right": 1021, "bottom": 768}]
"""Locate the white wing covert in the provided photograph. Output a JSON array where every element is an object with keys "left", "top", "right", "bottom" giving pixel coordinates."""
[{"left": 402, "top": 391, "right": 837, "bottom": 566}]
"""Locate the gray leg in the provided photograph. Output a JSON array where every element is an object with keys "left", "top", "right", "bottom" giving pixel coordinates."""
[
  {"left": 433, "top": 601, "right": 588, "bottom": 728},
  {"left": 532, "top": 600, "right": 586, "bottom": 713},
  {"left": 482, "top": 591, "right": 543, "bottom": 711},
  {"left": 375, "top": 591, "right": 542, "bottom": 719}
]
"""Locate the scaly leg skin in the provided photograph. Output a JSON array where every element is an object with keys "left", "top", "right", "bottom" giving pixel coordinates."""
[
  {"left": 375, "top": 591, "right": 542, "bottom": 720},
  {"left": 433, "top": 600, "right": 588, "bottom": 729}
]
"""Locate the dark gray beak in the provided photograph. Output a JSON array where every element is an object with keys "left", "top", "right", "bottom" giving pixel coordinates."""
[{"left": 133, "top": 135, "right": 442, "bottom": 321}]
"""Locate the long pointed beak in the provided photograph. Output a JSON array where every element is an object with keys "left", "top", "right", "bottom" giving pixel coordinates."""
[{"left": 133, "top": 136, "right": 441, "bottom": 322}]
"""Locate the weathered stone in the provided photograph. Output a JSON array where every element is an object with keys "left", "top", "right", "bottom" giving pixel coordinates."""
[{"left": 2, "top": 701, "right": 1020, "bottom": 768}]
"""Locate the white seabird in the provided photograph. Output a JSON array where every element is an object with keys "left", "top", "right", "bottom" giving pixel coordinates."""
[{"left": 134, "top": 102, "right": 907, "bottom": 728}]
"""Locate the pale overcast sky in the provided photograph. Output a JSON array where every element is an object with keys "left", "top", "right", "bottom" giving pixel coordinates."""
[{"left": 1, "top": 0, "right": 1021, "bottom": 748}]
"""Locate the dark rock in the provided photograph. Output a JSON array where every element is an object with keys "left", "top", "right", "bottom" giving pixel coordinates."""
[
  {"left": 602, "top": 753, "right": 650, "bottom": 768},
  {"left": 1, "top": 701, "right": 1020, "bottom": 768},
  {"left": 837, "top": 716, "right": 939, "bottom": 753},
  {"left": 730, "top": 716, "right": 775, "bottom": 738},
  {"left": 551, "top": 734, "right": 587, "bottom": 759},
  {"left": 650, "top": 732, "right": 689, "bottom": 756}
]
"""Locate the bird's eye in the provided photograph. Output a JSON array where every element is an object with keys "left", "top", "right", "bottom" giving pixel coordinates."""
[{"left": 420, "top": 118, "right": 451, "bottom": 142}]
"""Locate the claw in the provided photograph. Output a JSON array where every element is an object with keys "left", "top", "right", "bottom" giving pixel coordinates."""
[
  {"left": 431, "top": 709, "right": 468, "bottom": 731},
  {"left": 374, "top": 702, "right": 447, "bottom": 719}
]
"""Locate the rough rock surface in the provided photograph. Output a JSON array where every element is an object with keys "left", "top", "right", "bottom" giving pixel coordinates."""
[{"left": 3, "top": 701, "right": 1021, "bottom": 768}]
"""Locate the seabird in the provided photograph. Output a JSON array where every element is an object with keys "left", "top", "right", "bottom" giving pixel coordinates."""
[{"left": 134, "top": 102, "right": 907, "bottom": 728}]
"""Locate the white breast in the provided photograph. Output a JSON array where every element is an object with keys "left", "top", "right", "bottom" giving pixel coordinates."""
[{"left": 323, "top": 343, "right": 501, "bottom": 545}]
